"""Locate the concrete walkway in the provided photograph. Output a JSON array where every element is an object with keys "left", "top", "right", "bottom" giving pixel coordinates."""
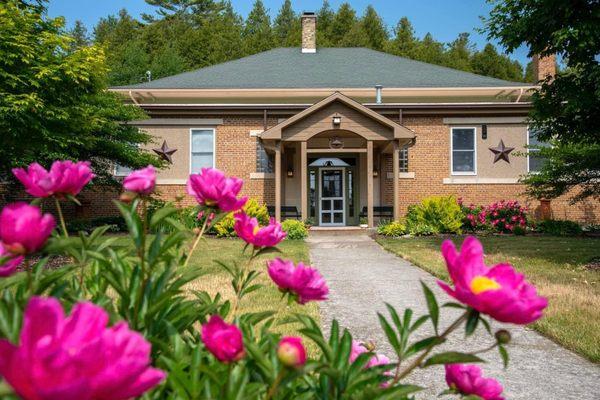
[{"left": 308, "top": 232, "right": 600, "bottom": 399}]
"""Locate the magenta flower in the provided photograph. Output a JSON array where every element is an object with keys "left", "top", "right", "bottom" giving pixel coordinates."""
[
  {"left": 187, "top": 168, "right": 247, "bottom": 212},
  {"left": 201, "top": 315, "right": 245, "bottom": 363},
  {"left": 0, "top": 243, "right": 23, "bottom": 277},
  {"left": 123, "top": 165, "right": 156, "bottom": 195},
  {"left": 234, "top": 213, "right": 286, "bottom": 248},
  {"left": 277, "top": 336, "right": 307, "bottom": 368},
  {"left": 445, "top": 364, "right": 504, "bottom": 400},
  {"left": 267, "top": 258, "right": 328, "bottom": 304},
  {"left": 0, "top": 297, "right": 165, "bottom": 400},
  {"left": 13, "top": 161, "right": 94, "bottom": 198},
  {"left": 438, "top": 236, "right": 547, "bottom": 324},
  {"left": 0, "top": 203, "right": 55, "bottom": 255}
]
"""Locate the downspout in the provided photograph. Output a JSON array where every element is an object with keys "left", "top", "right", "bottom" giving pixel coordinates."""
[
  {"left": 515, "top": 87, "right": 524, "bottom": 103},
  {"left": 128, "top": 90, "right": 140, "bottom": 106}
]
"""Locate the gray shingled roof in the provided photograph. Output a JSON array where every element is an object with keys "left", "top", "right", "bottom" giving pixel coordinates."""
[{"left": 114, "top": 47, "right": 525, "bottom": 90}]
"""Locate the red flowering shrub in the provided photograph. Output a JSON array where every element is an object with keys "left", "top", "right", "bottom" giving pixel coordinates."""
[{"left": 459, "top": 198, "right": 530, "bottom": 234}]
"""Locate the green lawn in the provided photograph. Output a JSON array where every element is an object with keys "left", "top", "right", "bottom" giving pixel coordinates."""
[{"left": 376, "top": 235, "right": 600, "bottom": 363}]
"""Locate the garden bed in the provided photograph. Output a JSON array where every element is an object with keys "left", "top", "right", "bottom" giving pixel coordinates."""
[{"left": 376, "top": 235, "right": 600, "bottom": 363}]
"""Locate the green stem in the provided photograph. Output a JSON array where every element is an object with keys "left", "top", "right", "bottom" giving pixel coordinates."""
[
  {"left": 229, "top": 247, "right": 256, "bottom": 321},
  {"left": 393, "top": 311, "right": 469, "bottom": 384},
  {"left": 54, "top": 197, "right": 68, "bottom": 238},
  {"left": 183, "top": 216, "right": 209, "bottom": 268},
  {"left": 266, "top": 369, "right": 285, "bottom": 400},
  {"left": 133, "top": 199, "right": 149, "bottom": 328},
  {"left": 25, "top": 259, "right": 33, "bottom": 295}
]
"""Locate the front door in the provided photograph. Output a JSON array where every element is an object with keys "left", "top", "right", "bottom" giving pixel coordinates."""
[{"left": 319, "top": 168, "right": 345, "bottom": 226}]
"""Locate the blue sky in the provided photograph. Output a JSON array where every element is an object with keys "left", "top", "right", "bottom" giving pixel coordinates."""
[{"left": 47, "top": 0, "right": 531, "bottom": 66}]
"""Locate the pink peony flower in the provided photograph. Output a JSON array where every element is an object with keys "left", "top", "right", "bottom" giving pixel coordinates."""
[
  {"left": 445, "top": 364, "right": 504, "bottom": 400},
  {"left": 123, "top": 165, "right": 156, "bottom": 195},
  {"left": 13, "top": 161, "right": 94, "bottom": 198},
  {"left": 0, "top": 203, "right": 55, "bottom": 255},
  {"left": 277, "top": 336, "right": 307, "bottom": 368},
  {"left": 438, "top": 237, "right": 547, "bottom": 324},
  {"left": 0, "top": 297, "right": 165, "bottom": 400},
  {"left": 234, "top": 213, "right": 286, "bottom": 248},
  {"left": 187, "top": 168, "right": 247, "bottom": 212},
  {"left": 0, "top": 242, "right": 23, "bottom": 277},
  {"left": 201, "top": 315, "right": 245, "bottom": 363},
  {"left": 349, "top": 341, "right": 390, "bottom": 368},
  {"left": 267, "top": 258, "right": 329, "bottom": 304}
]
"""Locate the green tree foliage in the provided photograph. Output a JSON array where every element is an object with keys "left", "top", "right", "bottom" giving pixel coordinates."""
[
  {"left": 316, "top": 0, "right": 335, "bottom": 47},
  {"left": 360, "top": 5, "right": 388, "bottom": 51},
  {"left": 471, "top": 43, "right": 523, "bottom": 81},
  {"left": 330, "top": 2, "right": 357, "bottom": 45},
  {"left": 386, "top": 17, "right": 417, "bottom": 57},
  {"left": 69, "top": 20, "right": 89, "bottom": 50},
  {"left": 485, "top": 0, "right": 600, "bottom": 201},
  {"left": 243, "top": 0, "right": 273, "bottom": 54},
  {"left": 0, "top": 1, "right": 157, "bottom": 183},
  {"left": 273, "top": 0, "right": 300, "bottom": 47}
]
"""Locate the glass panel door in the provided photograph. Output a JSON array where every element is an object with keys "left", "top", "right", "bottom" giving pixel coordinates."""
[{"left": 319, "top": 168, "right": 345, "bottom": 226}]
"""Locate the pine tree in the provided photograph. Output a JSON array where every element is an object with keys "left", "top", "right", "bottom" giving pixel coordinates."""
[
  {"left": 317, "top": 0, "right": 335, "bottom": 47},
  {"left": 387, "top": 17, "right": 417, "bottom": 57},
  {"left": 415, "top": 33, "right": 445, "bottom": 65},
  {"left": 471, "top": 43, "right": 523, "bottom": 81},
  {"left": 330, "top": 3, "right": 356, "bottom": 46},
  {"left": 150, "top": 44, "right": 188, "bottom": 79},
  {"left": 273, "top": 0, "right": 300, "bottom": 47},
  {"left": 445, "top": 33, "right": 474, "bottom": 72},
  {"left": 360, "top": 5, "right": 387, "bottom": 51},
  {"left": 69, "top": 20, "right": 89, "bottom": 50},
  {"left": 243, "top": 0, "right": 274, "bottom": 54}
]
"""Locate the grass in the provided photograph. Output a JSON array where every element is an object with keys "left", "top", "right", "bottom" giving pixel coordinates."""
[
  {"left": 185, "top": 237, "right": 319, "bottom": 352},
  {"left": 376, "top": 235, "right": 600, "bottom": 363}
]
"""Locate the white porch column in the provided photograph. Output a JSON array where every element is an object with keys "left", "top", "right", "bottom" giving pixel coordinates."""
[
  {"left": 274, "top": 141, "right": 281, "bottom": 222},
  {"left": 392, "top": 140, "right": 400, "bottom": 221},
  {"left": 367, "top": 140, "right": 374, "bottom": 228},
  {"left": 300, "top": 141, "right": 308, "bottom": 221}
]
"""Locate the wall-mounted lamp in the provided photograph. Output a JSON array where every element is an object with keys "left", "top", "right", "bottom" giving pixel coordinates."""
[
  {"left": 332, "top": 114, "right": 342, "bottom": 126},
  {"left": 286, "top": 153, "right": 294, "bottom": 177},
  {"left": 287, "top": 169, "right": 294, "bottom": 177},
  {"left": 482, "top": 124, "right": 488, "bottom": 140},
  {"left": 373, "top": 169, "right": 379, "bottom": 178}
]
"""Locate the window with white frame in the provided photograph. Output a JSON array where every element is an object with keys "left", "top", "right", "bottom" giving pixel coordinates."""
[
  {"left": 191, "top": 129, "right": 215, "bottom": 173},
  {"left": 114, "top": 164, "right": 134, "bottom": 177},
  {"left": 527, "top": 129, "right": 549, "bottom": 172},
  {"left": 451, "top": 127, "right": 476, "bottom": 174},
  {"left": 399, "top": 147, "right": 409, "bottom": 173}
]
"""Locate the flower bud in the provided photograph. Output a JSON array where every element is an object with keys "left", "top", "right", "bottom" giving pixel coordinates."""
[
  {"left": 119, "top": 191, "right": 137, "bottom": 203},
  {"left": 277, "top": 336, "right": 306, "bottom": 368},
  {"left": 495, "top": 329, "right": 511, "bottom": 344}
]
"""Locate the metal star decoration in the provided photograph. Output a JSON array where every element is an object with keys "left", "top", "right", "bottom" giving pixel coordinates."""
[
  {"left": 489, "top": 139, "right": 515, "bottom": 163},
  {"left": 153, "top": 140, "right": 177, "bottom": 164}
]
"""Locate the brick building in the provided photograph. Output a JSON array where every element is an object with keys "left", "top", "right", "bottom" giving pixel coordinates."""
[{"left": 106, "top": 12, "right": 598, "bottom": 227}]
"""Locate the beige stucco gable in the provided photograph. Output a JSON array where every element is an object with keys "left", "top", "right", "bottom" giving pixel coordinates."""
[{"left": 260, "top": 92, "right": 415, "bottom": 141}]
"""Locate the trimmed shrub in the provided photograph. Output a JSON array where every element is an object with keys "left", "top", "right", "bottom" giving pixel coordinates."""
[
  {"left": 282, "top": 219, "right": 308, "bottom": 240},
  {"left": 406, "top": 196, "right": 463, "bottom": 234},
  {"left": 377, "top": 220, "right": 407, "bottom": 237},
  {"left": 213, "top": 198, "right": 269, "bottom": 237},
  {"left": 67, "top": 216, "right": 127, "bottom": 234},
  {"left": 537, "top": 219, "right": 583, "bottom": 236}
]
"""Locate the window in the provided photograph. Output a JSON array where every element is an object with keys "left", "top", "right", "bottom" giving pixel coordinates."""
[
  {"left": 190, "top": 129, "right": 215, "bottom": 173},
  {"left": 256, "top": 140, "right": 274, "bottom": 173},
  {"left": 114, "top": 164, "right": 133, "bottom": 177},
  {"left": 451, "top": 127, "right": 476, "bottom": 175},
  {"left": 527, "top": 129, "right": 548, "bottom": 173},
  {"left": 399, "top": 147, "right": 409, "bottom": 173}
]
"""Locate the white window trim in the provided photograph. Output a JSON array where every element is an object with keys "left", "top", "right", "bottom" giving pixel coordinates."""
[
  {"left": 450, "top": 127, "right": 477, "bottom": 176},
  {"left": 189, "top": 127, "right": 216, "bottom": 174},
  {"left": 526, "top": 126, "right": 542, "bottom": 174}
]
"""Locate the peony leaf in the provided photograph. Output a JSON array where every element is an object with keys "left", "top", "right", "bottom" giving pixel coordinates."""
[{"left": 422, "top": 351, "right": 484, "bottom": 367}]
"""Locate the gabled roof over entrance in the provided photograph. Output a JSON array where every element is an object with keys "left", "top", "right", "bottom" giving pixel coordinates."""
[{"left": 260, "top": 92, "right": 415, "bottom": 141}]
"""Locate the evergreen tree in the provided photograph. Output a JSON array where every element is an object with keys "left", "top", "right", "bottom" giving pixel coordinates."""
[
  {"left": 150, "top": 44, "right": 188, "bottom": 79},
  {"left": 330, "top": 3, "right": 356, "bottom": 45},
  {"left": 387, "top": 17, "right": 417, "bottom": 57},
  {"left": 242, "top": 0, "right": 273, "bottom": 54},
  {"left": 143, "top": 0, "right": 219, "bottom": 21},
  {"left": 445, "top": 33, "right": 474, "bottom": 72},
  {"left": 415, "top": 33, "right": 445, "bottom": 65},
  {"left": 201, "top": 1, "right": 245, "bottom": 64},
  {"left": 69, "top": 20, "right": 89, "bottom": 50},
  {"left": 360, "top": 5, "right": 387, "bottom": 51},
  {"left": 339, "top": 23, "right": 368, "bottom": 48},
  {"left": 471, "top": 43, "right": 523, "bottom": 81},
  {"left": 273, "top": 0, "right": 300, "bottom": 47},
  {"left": 317, "top": 0, "right": 335, "bottom": 47}
]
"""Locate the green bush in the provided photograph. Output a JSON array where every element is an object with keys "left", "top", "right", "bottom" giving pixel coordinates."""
[
  {"left": 406, "top": 196, "right": 463, "bottom": 234},
  {"left": 537, "top": 219, "right": 583, "bottom": 236},
  {"left": 377, "top": 220, "right": 407, "bottom": 237},
  {"left": 147, "top": 198, "right": 201, "bottom": 233},
  {"left": 281, "top": 219, "right": 308, "bottom": 240},
  {"left": 67, "top": 216, "right": 127, "bottom": 234},
  {"left": 213, "top": 199, "right": 269, "bottom": 237}
]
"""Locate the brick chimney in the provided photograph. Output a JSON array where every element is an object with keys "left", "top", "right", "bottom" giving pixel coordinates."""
[
  {"left": 532, "top": 54, "right": 556, "bottom": 81},
  {"left": 301, "top": 12, "right": 317, "bottom": 53}
]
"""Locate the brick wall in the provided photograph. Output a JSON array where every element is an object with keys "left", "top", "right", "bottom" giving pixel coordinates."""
[{"left": 381, "top": 116, "right": 600, "bottom": 224}]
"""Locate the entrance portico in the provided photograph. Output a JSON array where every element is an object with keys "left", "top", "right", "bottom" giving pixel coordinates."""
[{"left": 261, "top": 92, "right": 415, "bottom": 227}]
